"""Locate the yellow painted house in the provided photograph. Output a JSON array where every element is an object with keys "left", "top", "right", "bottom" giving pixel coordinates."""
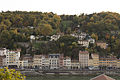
[
  {"left": 88, "top": 53, "right": 99, "bottom": 67},
  {"left": 99, "top": 56, "right": 117, "bottom": 68}
]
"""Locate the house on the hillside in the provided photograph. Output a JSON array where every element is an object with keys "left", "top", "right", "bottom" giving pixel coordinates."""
[
  {"left": 71, "top": 32, "right": 87, "bottom": 40},
  {"left": 96, "top": 41, "right": 108, "bottom": 49},
  {"left": 50, "top": 35, "right": 61, "bottom": 41},
  {"left": 30, "top": 35, "right": 35, "bottom": 40},
  {"left": 88, "top": 38, "right": 95, "bottom": 44},
  {"left": 78, "top": 40, "right": 89, "bottom": 48}
]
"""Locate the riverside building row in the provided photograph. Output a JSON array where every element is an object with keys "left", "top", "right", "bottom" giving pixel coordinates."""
[{"left": 0, "top": 48, "right": 120, "bottom": 69}]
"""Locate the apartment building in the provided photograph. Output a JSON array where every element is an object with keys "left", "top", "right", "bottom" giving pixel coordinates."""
[
  {"left": 49, "top": 54, "right": 60, "bottom": 69},
  {"left": 59, "top": 54, "right": 64, "bottom": 69},
  {"left": 88, "top": 53, "right": 99, "bottom": 69},
  {"left": 6, "top": 49, "right": 21, "bottom": 68},
  {"left": 99, "top": 56, "right": 117, "bottom": 68},
  {"left": 21, "top": 54, "right": 33, "bottom": 68},
  {"left": 0, "top": 48, "right": 7, "bottom": 56},
  {"left": 79, "top": 51, "right": 89, "bottom": 68},
  {"left": 19, "top": 60, "right": 28, "bottom": 68},
  {"left": 0, "top": 56, "right": 6, "bottom": 67},
  {"left": 63, "top": 56, "right": 71, "bottom": 69},
  {"left": 71, "top": 60, "right": 80, "bottom": 69},
  {"left": 42, "top": 55, "right": 50, "bottom": 69},
  {"left": 92, "top": 53, "right": 99, "bottom": 67},
  {"left": 117, "top": 59, "right": 120, "bottom": 68},
  {"left": 33, "top": 55, "right": 42, "bottom": 69}
]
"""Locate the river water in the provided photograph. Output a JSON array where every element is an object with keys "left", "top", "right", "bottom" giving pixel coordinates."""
[{"left": 26, "top": 75, "right": 120, "bottom": 80}]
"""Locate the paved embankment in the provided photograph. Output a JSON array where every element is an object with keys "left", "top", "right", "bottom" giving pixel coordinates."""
[{"left": 19, "top": 69, "right": 120, "bottom": 76}]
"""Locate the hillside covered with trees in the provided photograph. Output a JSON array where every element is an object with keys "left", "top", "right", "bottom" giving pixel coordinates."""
[{"left": 0, "top": 11, "right": 120, "bottom": 59}]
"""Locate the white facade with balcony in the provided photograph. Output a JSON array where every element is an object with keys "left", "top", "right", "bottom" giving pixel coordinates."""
[{"left": 6, "top": 50, "right": 20, "bottom": 68}]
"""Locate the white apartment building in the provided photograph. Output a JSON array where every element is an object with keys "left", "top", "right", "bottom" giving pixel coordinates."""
[
  {"left": 63, "top": 57, "right": 71, "bottom": 69},
  {"left": 49, "top": 54, "right": 60, "bottom": 69},
  {"left": 6, "top": 49, "right": 21, "bottom": 68},
  {"left": 19, "top": 60, "right": 28, "bottom": 69},
  {"left": 78, "top": 40, "right": 89, "bottom": 48},
  {"left": 0, "top": 48, "right": 7, "bottom": 56},
  {"left": 42, "top": 56, "right": 50, "bottom": 69}
]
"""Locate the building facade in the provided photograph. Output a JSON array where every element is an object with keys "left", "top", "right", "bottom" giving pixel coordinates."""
[
  {"left": 19, "top": 60, "right": 28, "bottom": 69},
  {"left": 42, "top": 56, "right": 50, "bottom": 69},
  {"left": 71, "top": 60, "right": 80, "bottom": 69},
  {"left": 0, "top": 48, "right": 7, "bottom": 56},
  {"left": 78, "top": 40, "right": 89, "bottom": 48},
  {"left": 33, "top": 55, "right": 42, "bottom": 69},
  {"left": 6, "top": 50, "right": 21, "bottom": 68},
  {"left": 96, "top": 42, "right": 108, "bottom": 49},
  {"left": 21, "top": 54, "right": 33, "bottom": 68},
  {"left": 79, "top": 51, "right": 89, "bottom": 68},
  {"left": 63, "top": 57, "right": 71, "bottom": 69},
  {"left": 99, "top": 56, "right": 117, "bottom": 68},
  {"left": 49, "top": 54, "right": 60, "bottom": 69},
  {"left": 0, "top": 56, "right": 6, "bottom": 67},
  {"left": 92, "top": 54, "right": 99, "bottom": 67}
]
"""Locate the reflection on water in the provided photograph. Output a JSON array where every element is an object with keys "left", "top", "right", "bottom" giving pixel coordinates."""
[{"left": 26, "top": 75, "right": 120, "bottom": 80}]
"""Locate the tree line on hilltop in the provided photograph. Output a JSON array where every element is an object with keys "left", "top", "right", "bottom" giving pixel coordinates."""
[{"left": 0, "top": 11, "right": 120, "bottom": 59}]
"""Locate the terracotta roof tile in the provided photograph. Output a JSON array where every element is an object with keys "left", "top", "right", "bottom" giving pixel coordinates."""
[
  {"left": 79, "top": 51, "right": 89, "bottom": 54},
  {"left": 90, "top": 74, "right": 115, "bottom": 80}
]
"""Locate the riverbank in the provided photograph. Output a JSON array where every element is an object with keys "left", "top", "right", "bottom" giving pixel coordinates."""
[
  {"left": 26, "top": 75, "right": 120, "bottom": 80},
  {"left": 20, "top": 69, "right": 120, "bottom": 77}
]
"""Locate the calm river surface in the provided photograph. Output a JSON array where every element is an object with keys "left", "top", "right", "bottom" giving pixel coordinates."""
[{"left": 26, "top": 75, "right": 120, "bottom": 80}]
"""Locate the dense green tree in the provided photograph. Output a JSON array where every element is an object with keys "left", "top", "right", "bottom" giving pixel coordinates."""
[{"left": 37, "top": 24, "right": 53, "bottom": 36}]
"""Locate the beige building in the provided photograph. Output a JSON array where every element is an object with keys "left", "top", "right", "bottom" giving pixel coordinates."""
[
  {"left": 96, "top": 42, "right": 108, "bottom": 49},
  {"left": 71, "top": 60, "right": 80, "bottom": 69},
  {"left": 99, "top": 56, "right": 117, "bottom": 68},
  {"left": 88, "top": 53, "right": 99, "bottom": 69},
  {"left": 59, "top": 54, "right": 64, "bottom": 69},
  {"left": 21, "top": 54, "right": 33, "bottom": 68},
  {"left": 89, "top": 58, "right": 94, "bottom": 67},
  {"left": 0, "top": 56, "right": 6, "bottom": 67},
  {"left": 117, "top": 59, "right": 120, "bottom": 68},
  {"left": 92, "top": 54, "right": 99, "bottom": 67},
  {"left": 33, "top": 55, "right": 42, "bottom": 69},
  {"left": 19, "top": 60, "right": 28, "bottom": 68},
  {"left": 79, "top": 51, "right": 89, "bottom": 68}
]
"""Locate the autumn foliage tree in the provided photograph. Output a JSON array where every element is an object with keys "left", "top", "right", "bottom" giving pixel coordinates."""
[{"left": 0, "top": 67, "right": 25, "bottom": 80}]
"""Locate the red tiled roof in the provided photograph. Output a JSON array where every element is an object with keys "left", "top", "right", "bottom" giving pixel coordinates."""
[
  {"left": 79, "top": 51, "right": 89, "bottom": 54},
  {"left": 90, "top": 74, "right": 115, "bottom": 80}
]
